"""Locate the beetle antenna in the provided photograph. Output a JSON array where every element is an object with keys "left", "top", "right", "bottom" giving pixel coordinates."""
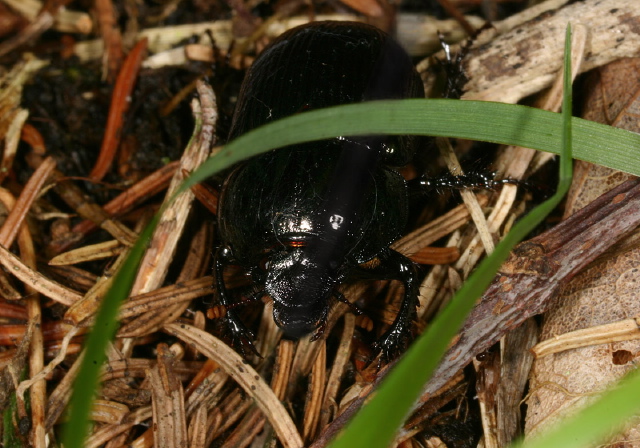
[
  {"left": 207, "top": 289, "right": 265, "bottom": 321},
  {"left": 227, "top": 289, "right": 265, "bottom": 310}
]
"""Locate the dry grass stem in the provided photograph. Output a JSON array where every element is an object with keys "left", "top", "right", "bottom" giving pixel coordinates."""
[
  {"left": 164, "top": 323, "right": 304, "bottom": 448},
  {"left": 0, "top": 242, "right": 82, "bottom": 305},
  {"left": 131, "top": 82, "right": 216, "bottom": 295},
  {"left": 532, "top": 318, "right": 640, "bottom": 358},
  {"left": 48, "top": 240, "right": 124, "bottom": 266}
]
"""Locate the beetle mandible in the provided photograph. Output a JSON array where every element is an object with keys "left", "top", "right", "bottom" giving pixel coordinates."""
[{"left": 214, "top": 21, "right": 425, "bottom": 362}]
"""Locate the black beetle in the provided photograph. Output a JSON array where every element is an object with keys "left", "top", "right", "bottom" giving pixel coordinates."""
[{"left": 214, "top": 21, "right": 425, "bottom": 362}]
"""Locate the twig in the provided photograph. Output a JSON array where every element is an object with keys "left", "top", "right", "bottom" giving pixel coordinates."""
[
  {"left": 130, "top": 80, "right": 216, "bottom": 295},
  {"left": 89, "top": 38, "right": 148, "bottom": 181}
]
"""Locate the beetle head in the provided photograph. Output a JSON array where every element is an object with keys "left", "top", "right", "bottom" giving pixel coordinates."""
[{"left": 265, "top": 248, "right": 334, "bottom": 339}]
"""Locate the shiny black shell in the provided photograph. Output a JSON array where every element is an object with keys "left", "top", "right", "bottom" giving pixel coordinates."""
[
  {"left": 219, "top": 21, "right": 424, "bottom": 266},
  {"left": 228, "top": 21, "right": 422, "bottom": 146},
  {"left": 220, "top": 142, "right": 409, "bottom": 266}
]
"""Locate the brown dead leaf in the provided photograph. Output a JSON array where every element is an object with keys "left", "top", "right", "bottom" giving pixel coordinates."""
[{"left": 526, "top": 58, "right": 640, "bottom": 445}]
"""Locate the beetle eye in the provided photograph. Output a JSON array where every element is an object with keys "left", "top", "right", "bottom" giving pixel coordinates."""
[{"left": 382, "top": 142, "right": 396, "bottom": 155}]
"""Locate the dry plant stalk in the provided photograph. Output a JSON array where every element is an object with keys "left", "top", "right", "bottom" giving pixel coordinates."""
[
  {"left": 462, "top": 0, "right": 640, "bottom": 103},
  {"left": 148, "top": 344, "right": 188, "bottom": 447}
]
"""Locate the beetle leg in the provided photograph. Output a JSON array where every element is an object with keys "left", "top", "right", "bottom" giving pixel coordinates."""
[
  {"left": 365, "top": 248, "right": 420, "bottom": 364},
  {"left": 214, "top": 246, "right": 261, "bottom": 357},
  {"left": 309, "top": 306, "right": 329, "bottom": 342},
  {"left": 409, "top": 171, "right": 523, "bottom": 194},
  {"left": 333, "top": 289, "right": 364, "bottom": 316}
]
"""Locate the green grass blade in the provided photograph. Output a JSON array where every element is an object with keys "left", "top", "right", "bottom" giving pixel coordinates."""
[
  {"left": 62, "top": 93, "right": 208, "bottom": 447},
  {"left": 3, "top": 367, "right": 28, "bottom": 447},
  {"left": 181, "top": 100, "right": 640, "bottom": 191},
  {"left": 327, "top": 25, "right": 575, "bottom": 448},
  {"left": 62, "top": 214, "right": 161, "bottom": 448}
]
